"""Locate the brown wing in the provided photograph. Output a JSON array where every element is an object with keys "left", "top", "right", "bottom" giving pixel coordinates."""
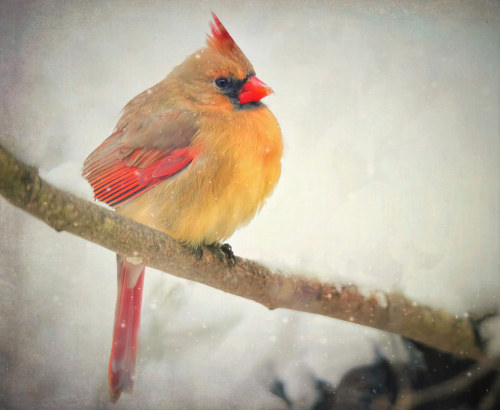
[{"left": 82, "top": 109, "right": 198, "bottom": 207}]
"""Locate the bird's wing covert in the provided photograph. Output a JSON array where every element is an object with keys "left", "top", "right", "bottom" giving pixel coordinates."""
[{"left": 83, "top": 110, "right": 198, "bottom": 207}]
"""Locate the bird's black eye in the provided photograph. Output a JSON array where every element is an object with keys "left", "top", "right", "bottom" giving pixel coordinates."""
[{"left": 215, "top": 77, "right": 230, "bottom": 89}]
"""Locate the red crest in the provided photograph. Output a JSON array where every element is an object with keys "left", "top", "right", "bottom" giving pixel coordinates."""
[{"left": 206, "top": 12, "right": 237, "bottom": 52}]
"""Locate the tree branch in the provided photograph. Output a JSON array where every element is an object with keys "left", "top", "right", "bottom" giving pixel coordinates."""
[
  {"left": 391, "top": 356, "right": 500, "bottom": 409},
  {"left": 0, "top": 143, "right": 491, "bottom": 361}
]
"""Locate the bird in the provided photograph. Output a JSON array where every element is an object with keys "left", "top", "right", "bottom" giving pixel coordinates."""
[{"left": 82, "top": 13, "right": 283, "bottom": 402}]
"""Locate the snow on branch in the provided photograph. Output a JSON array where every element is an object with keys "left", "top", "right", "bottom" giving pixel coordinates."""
[{"left": 0, "top": 143, "right": 488, "bottom": 361}]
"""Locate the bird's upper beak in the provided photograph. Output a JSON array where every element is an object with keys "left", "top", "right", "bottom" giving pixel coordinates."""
[{"left": 238, "top": 76, "right": 273, "bottom": 104}]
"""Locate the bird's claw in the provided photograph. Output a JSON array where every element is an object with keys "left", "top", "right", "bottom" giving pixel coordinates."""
[
  {"left": 192, "top": 246, "right": 204, "bottom": 261},
  {"left": 205, "top": 242, "right": 236, "bottom": 266},
  {"left": 220, "top": 243, "right": 235, "bottom": 265}
]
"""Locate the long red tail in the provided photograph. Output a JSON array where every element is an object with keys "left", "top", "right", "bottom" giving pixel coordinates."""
[{"left": 108, "top": 256, "right": 146, "bottom": 402}]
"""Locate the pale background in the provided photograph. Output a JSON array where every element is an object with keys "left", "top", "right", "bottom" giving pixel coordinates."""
[{"left": 1, "top": 0, "right": 499, "bottom": 408}]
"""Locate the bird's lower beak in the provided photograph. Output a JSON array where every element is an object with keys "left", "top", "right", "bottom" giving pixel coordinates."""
[{"left": 238, "top": 76, "right": 273, "bottom": 104}]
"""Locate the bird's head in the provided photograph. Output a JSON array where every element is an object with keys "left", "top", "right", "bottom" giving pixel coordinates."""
[{"left": 171, "top": 13, "right": 273, "bottom": 112}]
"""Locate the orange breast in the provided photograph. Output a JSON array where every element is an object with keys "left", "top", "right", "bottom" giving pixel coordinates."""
[{"left": 116, "top": 105, "right": 282, "bottom": 246}]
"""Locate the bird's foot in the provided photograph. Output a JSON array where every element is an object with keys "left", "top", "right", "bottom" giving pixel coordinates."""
[{"left": 206, "top": 242, "right": 236, "bottom": 266}]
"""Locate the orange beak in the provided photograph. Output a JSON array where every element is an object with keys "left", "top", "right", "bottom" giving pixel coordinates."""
[{"left": 238, "top": 76, "right": 273, "bottom": 104}]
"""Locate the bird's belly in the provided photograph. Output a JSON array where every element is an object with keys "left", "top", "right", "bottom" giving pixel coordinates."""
[
  {"left": 117, "top": 150, "right": 280, "bottom": 246},
  {"left": 117, "top": 106, "right": 283, "bottom": 246}
]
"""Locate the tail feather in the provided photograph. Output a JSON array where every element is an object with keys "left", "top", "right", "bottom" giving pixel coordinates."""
[{"left": 108, "top": 256, "right": 146, "bottom": 402}]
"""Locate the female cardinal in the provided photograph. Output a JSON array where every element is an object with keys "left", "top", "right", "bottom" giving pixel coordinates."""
[{"left": 83, "top": 14, "right": 282, "bottom": 402}]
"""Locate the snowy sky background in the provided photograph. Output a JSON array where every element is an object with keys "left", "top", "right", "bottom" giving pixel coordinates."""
[{"left": 1, "top": 0, "right": 499, "bottom": 408}]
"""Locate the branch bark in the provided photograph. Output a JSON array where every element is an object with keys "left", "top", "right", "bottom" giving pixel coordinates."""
[{"left": 0, "top": 143, "right": 490, "bottom": 361}]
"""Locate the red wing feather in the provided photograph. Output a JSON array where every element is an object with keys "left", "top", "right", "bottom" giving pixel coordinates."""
[
  {"left": 83, "top": 112, "right": 196, "bottom": 207},
  {"left": 84, "top": 143, "right": 192, "bottom": 207}
]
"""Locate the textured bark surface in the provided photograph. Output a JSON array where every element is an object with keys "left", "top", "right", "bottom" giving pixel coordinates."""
[{"left": 0, "top": 143, "right": 488, "bottom": 361}]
